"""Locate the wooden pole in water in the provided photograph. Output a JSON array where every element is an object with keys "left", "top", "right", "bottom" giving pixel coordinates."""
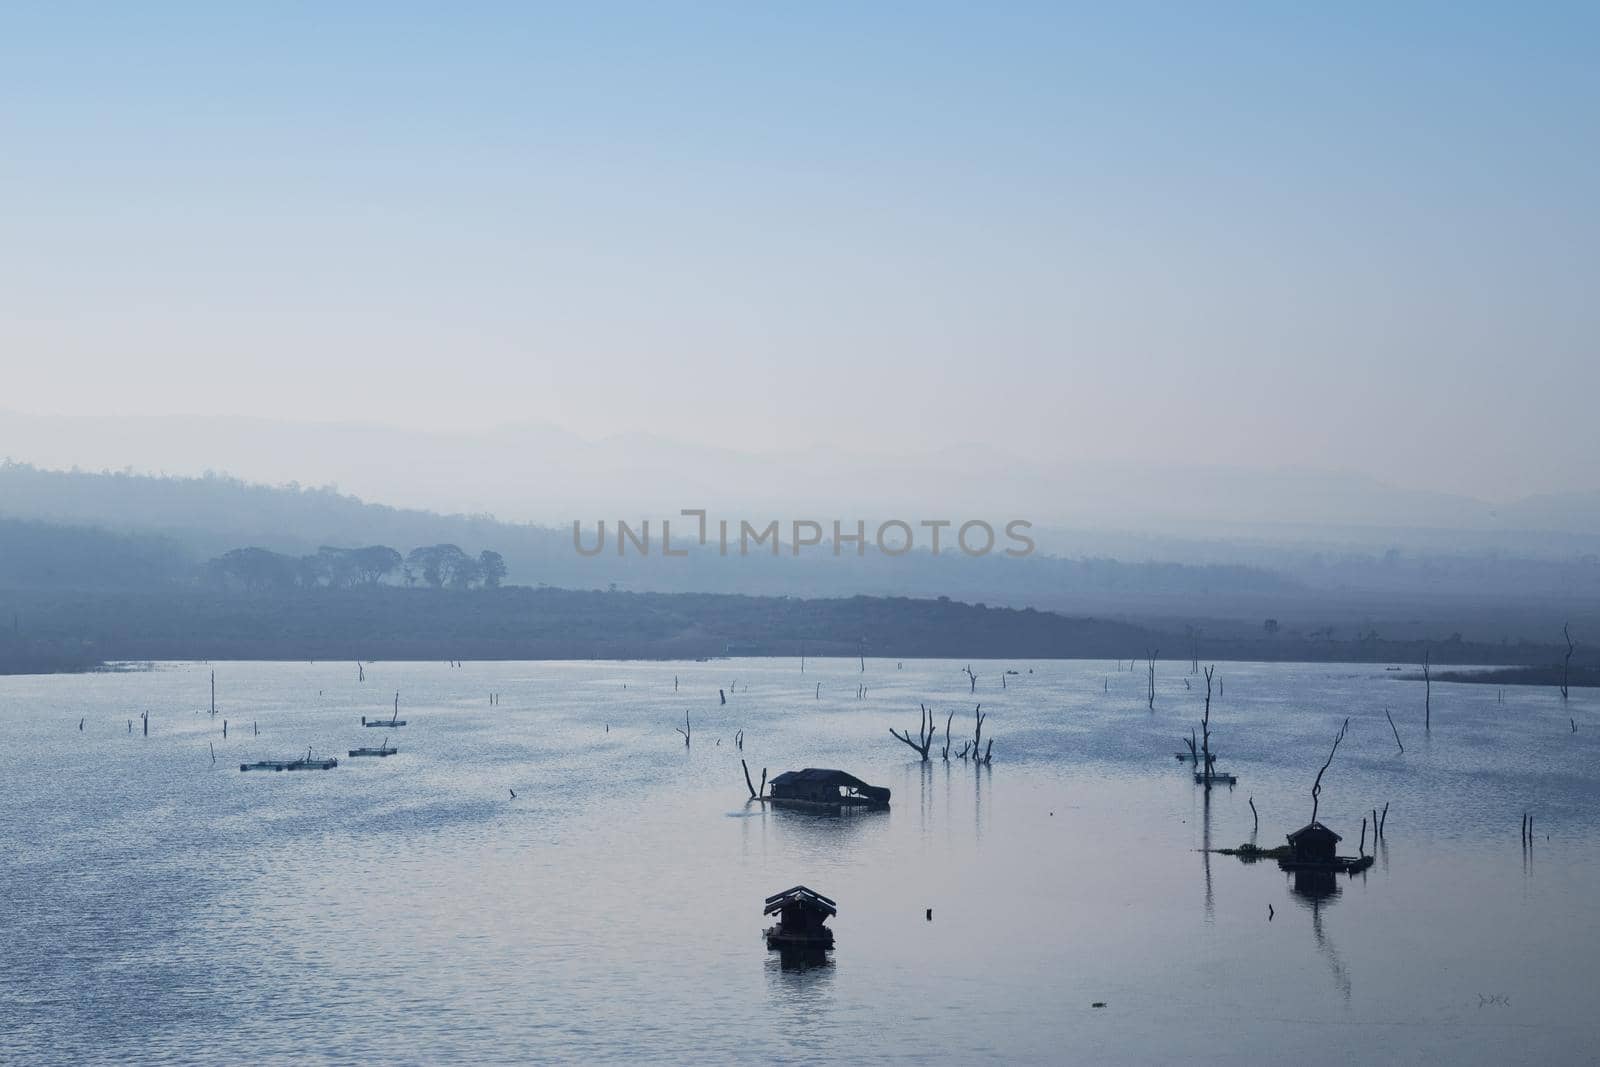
[
  {"left": 1424, "top": 648, "right": 1431, "bottom": 730},
  {"left": 223, "top": 720, "right": 227, "bottom": 738},
  {"left": 1380, "top": 801, "right": 1389, "bottom": 836},
  {"left": 142, "top": 711, "right": 148, "bottom": 736},
  {"left": 1359, "top": 817, "right": 1367, "bottom": 856},
  {"left": 211, "top": 670, "right": 216, "bottom": 716},
  {"left": 1249, "top": 795, "right": 1258, "bottom": 833},
  {"left": 1386, "top": 708, "right": 1404, "bottom": 753}
]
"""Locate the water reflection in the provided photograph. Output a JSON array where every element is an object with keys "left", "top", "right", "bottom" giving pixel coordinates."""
[
  {"left": 1287, "top": 870, "right": 1352, "bottom": 1000},
  {"left": 767, "top": 945, "right": 834, "bottom": 974},
  {"left": 973, "top": 763, "right": 990, "bottom": 843},
  {"left": 769, "top": 803, "right": 884, "bottom": 834},
  {"left": 762, "top": 947, "right": 836, "bottom": 1062}
]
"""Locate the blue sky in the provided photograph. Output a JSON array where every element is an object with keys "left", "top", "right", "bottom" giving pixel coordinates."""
[{"left": 1, "top": 3, "right": 1595, "bottom": 498}]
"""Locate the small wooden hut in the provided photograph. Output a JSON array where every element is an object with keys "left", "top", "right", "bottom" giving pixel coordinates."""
[
  {"left": 764, "top": 885, "right": 837, "bottom": 949},
  {"left": 1285, "top": 821, "right": 1340, "bottom": 864},
  {"left": 768, "top": 769, "right": 890, "bottom": 808}
]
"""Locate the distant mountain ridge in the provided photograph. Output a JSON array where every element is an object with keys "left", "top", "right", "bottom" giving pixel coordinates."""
[{"left": 4, "top": 409, "right": 1598, "bottom": 545}]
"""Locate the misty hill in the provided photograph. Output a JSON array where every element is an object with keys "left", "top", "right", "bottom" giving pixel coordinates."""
[
  {"left": 0, "top": 462, "right": 1301, "bottom": 607},
  {"left": 3, "top": 462, "right": 1597, "bottom": 648},
  {"left": 7, "top": 410, "right": 1600, "bottom": 544},
  {"left": 0, "top": 517, "right": 193, "bottom": 591}
]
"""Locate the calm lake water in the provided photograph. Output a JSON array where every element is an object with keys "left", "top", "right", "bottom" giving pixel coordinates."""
[{"left": 2, "top": 657, "right": 1597, "bottom": 1064}]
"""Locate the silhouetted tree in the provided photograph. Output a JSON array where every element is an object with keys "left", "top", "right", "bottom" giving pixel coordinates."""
[
  {"left": 407, "top": 544, "right": 472, "bottom": 588},
  {"left": 354, "top": 545, "right": 403, "bottom": 585},
  {"left": 477, "top": 550, "right": 507, "bottom": 588},
  {"left": 213, "top": 547, "right": 298, "bottom": 592}
]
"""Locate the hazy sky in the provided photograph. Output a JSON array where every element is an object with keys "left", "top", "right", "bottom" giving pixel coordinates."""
[{"left": 1, "top": 4, "right": 1595, "bottom": 500}]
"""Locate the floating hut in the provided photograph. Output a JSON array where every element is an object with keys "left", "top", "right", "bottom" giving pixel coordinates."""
[
  {"left": 361, "top": 715, "right": 406, "bottom": 728},
  {"left": 1278, "top": 821, "right": 1373, "bottom": 873},
  {"left": 764, "top": 885, "right": 836, "bottom": 949},
  {"left": 348, "top": 740, "right": 398, "bottom": 757},
  {"left": 767, "top": 769, "right": 890, "bottom": 809}
]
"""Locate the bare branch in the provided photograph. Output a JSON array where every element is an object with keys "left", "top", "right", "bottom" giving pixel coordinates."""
[{"left": 1310, "top": 717, "right": 1350, "bottom": 824}]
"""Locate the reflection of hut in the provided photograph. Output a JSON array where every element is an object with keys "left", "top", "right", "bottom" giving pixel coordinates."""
[
  {"left": 1285, "top": 822, "right": 1340, "bottom": 864},
  {"left": 764, "top": 885, "right": 837, "bottom": 949},
  {"left": 1290, "top": 868, "right": 1341, "bottom": 901},
  {"left": 768, "top": 769, "right": 890, "bottom": 808}
]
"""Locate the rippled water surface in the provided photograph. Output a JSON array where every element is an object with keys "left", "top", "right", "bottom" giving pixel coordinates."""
[{"left": 3, "top": 658, "right": 1597, "bottom": 1064}]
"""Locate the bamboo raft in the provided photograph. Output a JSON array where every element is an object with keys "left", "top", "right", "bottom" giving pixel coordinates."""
[
  {"left": 240, "top": 756, "right": 338, "bottom": 772},
  {"left": 1194, "top": 770, "right": 1238, "bottom": 785}
]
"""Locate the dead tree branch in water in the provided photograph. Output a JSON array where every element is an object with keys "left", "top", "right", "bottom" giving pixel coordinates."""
[
  {"left": 1423, "top": 649, "right": 1431, "bottom": 730},
  {"left": 1199, "top": 665, "right": 1216, "bottom": 787},
  {"left": 1386, "top": 708, "right": 1404, "bottom": 753},
  {"left": 1562, "top": 623, "right": 1575, "bottom": 701},
  {"left": 742, "top": 758, "right": 765, "bottom": 799},
  {"left": 1310, "top": 717, "right": 1350, "bottom": 825},
  {"left": 942, "top": 710, "right": 955, "bottom": 761},
  {"left": 675, "top": 712, "right": 691, "bottom": 746},
  {"left": 890, "top": 704, "right": 936, "bottom": 761},
  {"left": 963, "top": 665, "right": 977, "bottom": 693},
  {"left": 966, "top": 705, "right": 992, "bottom": 765},
  {"left": 1146, "top": 649, "right": 1158, "bottom": 709}
]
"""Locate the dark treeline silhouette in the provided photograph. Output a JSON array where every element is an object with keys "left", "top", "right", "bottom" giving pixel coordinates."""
[
  {"left": 206, "top": 544, "right": 506, "bottom": 592},
  {"left": 0, "top": 584, "right": 1591, "bottom": 674}
]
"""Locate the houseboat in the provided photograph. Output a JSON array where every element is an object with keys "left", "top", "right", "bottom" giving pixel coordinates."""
[{"left": 767, "top": 769, "right": 890, "bottom": 809}]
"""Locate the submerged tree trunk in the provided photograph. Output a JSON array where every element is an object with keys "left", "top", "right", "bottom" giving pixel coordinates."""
[
  {"left": 1423, "top": 649, "right": 1431, "bottom": 730},
  {"left": 1310, "top": 717, "right": 1350, "bottom": 825},
  {"left": 890, "top": 704, "right": 936, "bottom": 761},
  {"left": 1562, "top": 623, "right": 1575, "bottom": 701},
  {"left": 742, "top": 758, "right": 764, "bottom": 799}
]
